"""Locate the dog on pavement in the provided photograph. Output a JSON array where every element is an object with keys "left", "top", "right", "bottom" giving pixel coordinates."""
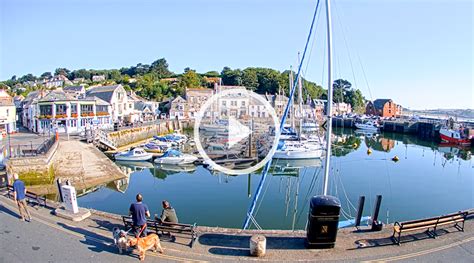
[
  {"left": 127, "top": 233, "right": 163, "bottom": 261},
  {"left": 112, "top": 227, "right": 128, "bottom": 254}
]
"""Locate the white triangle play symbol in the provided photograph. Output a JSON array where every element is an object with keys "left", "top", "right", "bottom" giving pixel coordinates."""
[{"left": 228, "top": 116, "right": 252, "bottom": 148}]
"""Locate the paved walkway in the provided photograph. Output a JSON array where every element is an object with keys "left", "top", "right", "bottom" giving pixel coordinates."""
[{"left": 0, "top": 194, "right": 472, "bottom": 262}]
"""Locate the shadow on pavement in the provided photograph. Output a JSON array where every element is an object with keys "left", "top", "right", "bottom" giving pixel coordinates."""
[
  {"left": 89, "top": 218, "right": 123, "bottom": 232},
  {"left": 199, "top": 233, "right": 307, "bottom": 256},
  {"left": 354, "top": 229, "right": 451, "bottom": 249},
  {"left": 208, "top": 247, "right": 250, "bottom": 257},
  {"left": 0, "top": 203, "right": 21, "bottom": 219}
]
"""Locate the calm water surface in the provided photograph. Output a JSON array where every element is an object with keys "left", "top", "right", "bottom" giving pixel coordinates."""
[{"left": 78, "top": 129, "right": 473, "bottom": 230}]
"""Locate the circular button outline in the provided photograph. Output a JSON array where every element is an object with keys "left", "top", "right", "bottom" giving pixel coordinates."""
[{"left": 194, "top": 89, "right": 281, "bottom": 175}]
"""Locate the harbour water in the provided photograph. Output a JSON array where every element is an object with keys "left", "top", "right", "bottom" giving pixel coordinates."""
[{"left": 77, "top": 129, "right": 473, "bottom": 230}]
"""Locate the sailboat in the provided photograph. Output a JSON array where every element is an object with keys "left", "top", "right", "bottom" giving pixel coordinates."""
[
  {"left": 243, "top": 0, "right": 370, "bottom": 232},
  {"left": 273, "top": 55, "right": 324, "bottom": 160}
]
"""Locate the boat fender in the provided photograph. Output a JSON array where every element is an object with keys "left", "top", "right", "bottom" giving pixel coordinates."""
[
  {"left": 392, "top": 156, "right": 399, "bottom": 162},
  {"left": 367, "top": 148, "right": 372, "bottom": 155},
  {"left": 352, "top": 143, "right": 358, "bottom": 149}
]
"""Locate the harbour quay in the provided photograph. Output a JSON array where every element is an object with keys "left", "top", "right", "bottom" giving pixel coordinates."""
[{"left": 333, "top": 115, "right": 474, "bottom": 144}]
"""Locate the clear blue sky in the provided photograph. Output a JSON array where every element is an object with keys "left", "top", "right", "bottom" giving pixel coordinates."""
[{"left": 1, "top": 0, "right": 472, "bottom": 109}]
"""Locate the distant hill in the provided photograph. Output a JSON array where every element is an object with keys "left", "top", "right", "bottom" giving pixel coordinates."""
[{"left": 405, "top": 109, "right": 474, "bottom": 120}]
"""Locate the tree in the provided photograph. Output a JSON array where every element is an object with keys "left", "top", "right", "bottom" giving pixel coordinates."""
[
  {"left": 179, "top": 69, "right": 201, "bottom": 89},
  {"left": 221, "top": 67, "right": 242, "bottom": 86},
  {"left": 18, "top": 74, "right": 37, "bottom": 82},
  {"left": 347, "top": 89, "right": 365, "bottom": 113},
  {"left": 333, "top": 79, "right": 352, "bottom": 103},
  {"left": 55, "top": 68, "right": 71, "bottom": 77},
  {"left": 242, "top": 68, "right": 258, "bottom": 90},
  {"left": 150, "top": 58, "right": 172, "bottom": 78},
  {"left": 203, "top": 71, "right": 220, "bottom": 78},
  {"left": 107, "top": 69, "right": 121, "bottom": 82},
  {"left": 71, "top": 69, "right": 91, "bottom": 80},
  {"left": 40, "top": 72, "right": 52, "bottom": 79}
]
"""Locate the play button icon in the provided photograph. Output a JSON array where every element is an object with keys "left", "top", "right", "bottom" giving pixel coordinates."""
[
  {"left": 194, "top": 88, "right": 280, "bottom": 175},
  {"left": 228, "top": 116, "right": 252, "bottom": 148}
]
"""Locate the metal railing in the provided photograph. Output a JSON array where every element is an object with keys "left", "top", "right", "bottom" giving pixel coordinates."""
[{"left": 6, "top": 136, "right": 56, "bottom": 158}]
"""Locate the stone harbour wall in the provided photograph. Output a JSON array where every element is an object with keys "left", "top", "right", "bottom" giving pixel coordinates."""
[
  {"left": 107, "top": 120, "right": 194, "bottom": 148},
  {"left": 6, "top": 141, "right": 58, "bottom": 186}
]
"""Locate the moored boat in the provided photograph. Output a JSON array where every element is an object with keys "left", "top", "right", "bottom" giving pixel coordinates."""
[
  {"left": 439, "top": 127, "right": 472, "bottom": 146},
  {"left": 114, "top": 148, "right": 153, "bottom": 161},
  {"left": 154, "top": 149, "right": 198, "bottom": 165},
  {"left": 355, "top": 120, "right": 381, "bottom": 132}
]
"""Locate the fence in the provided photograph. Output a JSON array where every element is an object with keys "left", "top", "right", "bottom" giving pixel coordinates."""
[{"left": 5, "top": 136, "right": 56, "bottom": 158}]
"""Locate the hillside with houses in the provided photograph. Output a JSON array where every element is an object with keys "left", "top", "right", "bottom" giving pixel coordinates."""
[{"left": 0, "top": 58, "right": 404, "bottom": 135}]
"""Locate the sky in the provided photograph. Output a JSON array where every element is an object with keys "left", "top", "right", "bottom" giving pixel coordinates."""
[{"left": 0, "top": 0, "right": 472, "bottom": 110}]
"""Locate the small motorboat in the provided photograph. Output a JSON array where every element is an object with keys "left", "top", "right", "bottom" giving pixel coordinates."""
[
  {"left": 355, "top": 120, "right": 381, "bottom": 132},
  {"left": 143, "top": 142, "right": 167, "bottom": 153},
  {"left": 115, "top": 148, "right": 153, "bottom": 162},
  {"left": 154, "top": 149, "right": 198, "bottom": 165}
]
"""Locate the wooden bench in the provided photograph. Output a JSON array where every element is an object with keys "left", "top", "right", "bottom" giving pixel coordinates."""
[
  {"left": 122, "top": 215, "right": 197, "bottom": 247},
  {"left": 6, "top": 185, "right": 48, "bottom": 208},
  {"left": 393, "top": 211, "right": 468, "bottom": 245}
]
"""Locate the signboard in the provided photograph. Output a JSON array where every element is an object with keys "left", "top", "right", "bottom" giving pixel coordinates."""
[{"left": 61, "top": 185, "right": 79, "bottom": 214}]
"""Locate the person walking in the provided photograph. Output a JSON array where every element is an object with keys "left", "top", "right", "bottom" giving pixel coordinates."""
[
  {"left": 129, "top": 193, "right": 150, "bottom": 237},
  {"left": 12, "top": 173, "right": 32, "bottom": 222}
]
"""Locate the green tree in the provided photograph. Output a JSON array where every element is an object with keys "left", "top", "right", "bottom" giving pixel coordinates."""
[
  {"left": 71, "top": 69, "right": 91, "bottom": 80},
  {"left": 18, "top": 74, "right": 37, "bottom": 82},
  {"left": 150, "top": 58, "right": 172, "bottom": 78},
  {"left": 54, "top": 68, "right": 71, "bottom": 77},
  {"left": 347, "top": 89, "right": 365, "bottom": 113},
  {"left": 221, "top": 67, "right": 242, "bottom": 86},
  {"left": 242, "top": 68, "right": 258, "bottom": 90},
  {"left": 40, "top": 72, "right": 52, "bottom": 79},
  {"left": 179, "top": 69, "right": 201, "bottom": 89}
]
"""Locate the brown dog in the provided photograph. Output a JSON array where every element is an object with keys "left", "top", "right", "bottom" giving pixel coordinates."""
[{"left": 127, "top": 234, "right": 163, "bottom": 261}]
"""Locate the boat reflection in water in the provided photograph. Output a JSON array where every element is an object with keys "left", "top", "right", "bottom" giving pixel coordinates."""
[{"left": 77, "top": 129, "right": 473, "bottom": 230}]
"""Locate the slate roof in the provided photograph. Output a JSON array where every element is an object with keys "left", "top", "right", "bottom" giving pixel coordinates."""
[
  {"left": 38, "top": 91, "right": 76, "bottom": 102},
  {"left": 372, "top": 99, "right": 392, "bottom": 110},
  {"left": 63, "top": 85, "right": 85, "bottom": 92},
  {"left": 86, "top": 85, "right": 122, "bottom": 103},
  {"left": 81, "top": 96, "right": 110, "bottom": 106}
]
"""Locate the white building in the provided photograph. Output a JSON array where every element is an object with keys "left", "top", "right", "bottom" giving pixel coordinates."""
[
  {"left": 34, "top": 90, "right": 112, "bottom": 134},
  {"left": 86, "top": 85, "right": 133, "bottom": 123},
  {"left": 0, "top": 90, "right": 16, "bottom": 134}
]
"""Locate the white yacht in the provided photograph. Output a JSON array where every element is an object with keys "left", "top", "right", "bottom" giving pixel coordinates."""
[
  {"left": 114, "top": 148, "right": 153, "bottom": 162},
  {"left": 355, "top": 120, "right": 381, "bottom": 132},
  {"left": 154, "top": 149, "right": 198, "bottom": 165}
]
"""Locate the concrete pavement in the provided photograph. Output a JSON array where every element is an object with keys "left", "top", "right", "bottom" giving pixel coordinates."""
[{"left": 0, "top": 193, "right": 472, "bottom": 262}]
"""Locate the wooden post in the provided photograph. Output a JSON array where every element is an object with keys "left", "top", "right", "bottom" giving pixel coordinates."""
[{"left": 249, "top": 235, "right": 266, "bottom": 257}]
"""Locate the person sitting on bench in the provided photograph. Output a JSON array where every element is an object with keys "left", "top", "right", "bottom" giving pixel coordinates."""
[{"left": 156, "top": 200, "right": 178, "bottom": 224}]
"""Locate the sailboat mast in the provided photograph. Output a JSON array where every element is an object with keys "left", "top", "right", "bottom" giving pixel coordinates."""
[
  {"left": 297, "top": 52, "right": 304, "bottom": 139},
  {"left": 322, "top": 0, "right": 333, "bottom": 196},
  {"left": 289, "top": 67, "right": 295, "bottom": 129}
]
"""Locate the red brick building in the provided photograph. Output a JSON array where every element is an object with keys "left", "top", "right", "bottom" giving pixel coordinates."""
[{"left": 365, "top": 99, "right": 402, "bottom": 117}]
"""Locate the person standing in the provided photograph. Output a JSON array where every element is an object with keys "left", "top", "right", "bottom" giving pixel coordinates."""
[
  {"left": 129, "top": 193, "right": 150, "bottom": 237},
  {"left": 12, "top": 173, "right": 32, "bottom": 222}
]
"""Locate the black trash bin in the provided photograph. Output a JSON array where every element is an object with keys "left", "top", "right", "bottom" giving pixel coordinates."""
[{"left": 306, "top": 195, "right": 341, "bottom": 248}]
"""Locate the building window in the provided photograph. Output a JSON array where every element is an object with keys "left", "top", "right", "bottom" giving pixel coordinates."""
[
  {"left": 231, "top": 101, "right": 237, "bottom": 106},
  {"left": 241, "top": 101, "right": 246, "bottom": 107},
  {"left": 56, "top": 104, "right": 67, "bottom": 114},
  {"left": 71, "top": 104, "right": 77, "bottom": 113},
  {"left": 222, "top": 101, "right": 227, "bottom": 106},
  {"left": 40, "top": 105, "right": 53, "bottom": 116}
]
